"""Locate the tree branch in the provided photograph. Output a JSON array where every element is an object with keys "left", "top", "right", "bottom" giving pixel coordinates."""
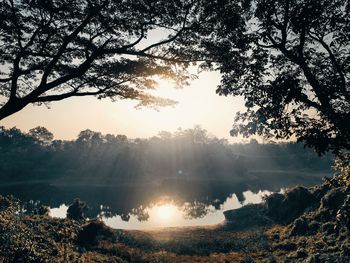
[
  {"left": 266, "top": 18, "right": 337, "bottom": 122},
  {"left": 39, "top": 12, "right": 95, "bottom": 86},
  {"left": 140, "top": 7, "right": 190, "bottom": 53},
  {"left": 0, "top": 77, "right": 12, "bottom": 83},
  {"left": 33, "top": 78, "right": 131, "bottom": 103},
  {"left": 33, "top": 90, "right": 105, "bottom": 102},
  {"left": 308, "top": 31, "right": 347, "bottom": 92}
]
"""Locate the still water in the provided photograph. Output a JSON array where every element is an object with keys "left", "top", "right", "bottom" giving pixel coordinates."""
[
  {"left": 0, "top": 174, "right": 321, "bottom": 229},
  {"left": 50, "top": 190, "right": 271, "bottom": 229}
]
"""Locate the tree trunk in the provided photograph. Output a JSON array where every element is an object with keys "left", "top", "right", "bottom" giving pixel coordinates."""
[{"left": 0, "top": 99, "right": 27, "bottom": 121}]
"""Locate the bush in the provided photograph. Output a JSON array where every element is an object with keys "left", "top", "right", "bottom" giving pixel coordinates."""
[
  {"left": 75, "top": 220, "right": 115, "bottom": 246},
  {"left": 0, "top": 195, "right": 80, "bottom": 262},
  {"left": 67, "top": 198, "right": 87, "bottom": 221},
  {"left": 265, "top": 186, "right": 316, "bottom": 223}
]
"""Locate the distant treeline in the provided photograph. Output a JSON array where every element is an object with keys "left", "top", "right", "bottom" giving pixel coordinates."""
[{"left": 0, "top": 126, "right": 333, "bottom": 183}]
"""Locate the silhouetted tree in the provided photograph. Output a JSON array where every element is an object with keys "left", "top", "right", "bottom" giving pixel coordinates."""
[
  {"left": 202, "top": 0, "right": 350, "bottom": 154},
  {"left": 28, "top": 126, "right": 54, "bottom": 145},
  {"left": 0, "top": 126, "right": 333, "bottom": 182},
  {"left": 0, "top": 0, "right": 207, "bottom": 120}
]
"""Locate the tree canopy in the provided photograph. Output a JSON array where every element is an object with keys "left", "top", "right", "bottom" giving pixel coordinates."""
[
  {"left": 1, "top": 0, "right": 349, "bottom": 155},
  {"left": 0, "top": 0, "right": 210, "bottom": 119},
  {"left": 0, "top": 125, "right": 332, "bottom": 183},
  {"left": 204, "top": 0, "right": 350, "bottom": 154}
]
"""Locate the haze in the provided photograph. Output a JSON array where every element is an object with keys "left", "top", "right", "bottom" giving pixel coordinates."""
[{"left": 1, "top": 70, "right": 247, "bottom": 141}]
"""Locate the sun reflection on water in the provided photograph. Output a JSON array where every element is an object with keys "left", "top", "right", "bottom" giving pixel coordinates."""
[
  {"left": 49, "top": 190, "right": 274, "bottom": 229},
  {"left": 154, "top": 204, "right": 177, "bottom": 221}
]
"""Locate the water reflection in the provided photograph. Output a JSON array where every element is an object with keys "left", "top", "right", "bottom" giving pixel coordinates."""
[
  {"left": 105, "top": 191, "right": 270, "bottom": 229},
  {"left": 46, "top": 190, "right": 271, "bottom": 229},
  {"left": 0, "top": 174, "right": 320, "bottom": 229},
  {"left": 155, "top": 204, "right": 177, "bottom": 220},
  {"left": 50, "top": 204, "right": 68, "bottom": 218}
]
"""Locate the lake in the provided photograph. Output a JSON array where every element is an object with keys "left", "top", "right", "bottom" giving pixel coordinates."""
[
  {"left": 0, "top": 171, "right": 325, "bottom": 229},
  {"left": 49, "top": 189, "right": 273, "bottom": 229}
]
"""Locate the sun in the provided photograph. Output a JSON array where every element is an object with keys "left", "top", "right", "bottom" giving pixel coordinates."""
[{"left": 155, "top": 204, "right": 176, "bottom": 221}]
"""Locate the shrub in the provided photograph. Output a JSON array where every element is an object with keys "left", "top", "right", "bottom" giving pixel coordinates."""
[{"left": 67, "top": 198, "right": 87, "bottom": 221}]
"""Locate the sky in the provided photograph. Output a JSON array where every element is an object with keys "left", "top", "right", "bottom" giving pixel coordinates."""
[
  {"left": 1, "top": 70, "right": 248, "bottom": 142},
  {"left": 0, "top": 26, "right": 249, "bottom": 142}
]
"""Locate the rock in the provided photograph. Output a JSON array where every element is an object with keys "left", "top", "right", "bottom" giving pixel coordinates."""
[{"left": 290, "top": 217, "right": 309, "bottom": 236}]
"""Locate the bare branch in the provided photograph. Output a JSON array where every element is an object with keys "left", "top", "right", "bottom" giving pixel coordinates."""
[
  {"left": 0, "top": 77, "right": 12, "bottom": 83},
  {"left": 140, "top": 7, "right": 190, "bottom": 53}
]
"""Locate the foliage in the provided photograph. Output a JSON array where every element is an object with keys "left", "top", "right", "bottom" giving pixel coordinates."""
[
  {"left": 0, "top": 195, "right": 81, "bottom": 262},
  {"left": 331, "top": 152, "right": 350, "bottom": 187},
  {"left": 0, "top": 194, "right": 271, "bottom": 262},
  {"left": 0, "top": 0, "right": 210, "bottom": 120},
  {"left": 2, "top": 181, "right": 350, "bottom": 262},
  {"left": 67, "top": 198, "right": 87, "bottom": 221},
  {"left": 1, "top": 0, "right": 347, "bottom": 157},
  {"left": 0, "top": 125, "right": 332, "bottom": 183},
  {"left": 320, "top": 152, "right": 350, "bottom": 188},
  {"left": 28, "top": 126, "right": 53, "bottom": 145},
  {"left": 33, "top": 205, "right": 50, "bottom": 216},
  {"left": 203, "top": 0, "right": 350, "bottom": 154}
]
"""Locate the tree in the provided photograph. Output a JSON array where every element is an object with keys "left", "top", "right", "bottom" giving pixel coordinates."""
[
  {"left": 202, "top": 0, "right": 350, "bottom": 154},
  {"left": 76, "top": 129, "right": 102, "bottom": 148},
  {"left": 0, "top": 0, "right": 207, "bottom": 120},
  {"left": 28, "top": 126, "right": 54, "bottom": 144}
]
